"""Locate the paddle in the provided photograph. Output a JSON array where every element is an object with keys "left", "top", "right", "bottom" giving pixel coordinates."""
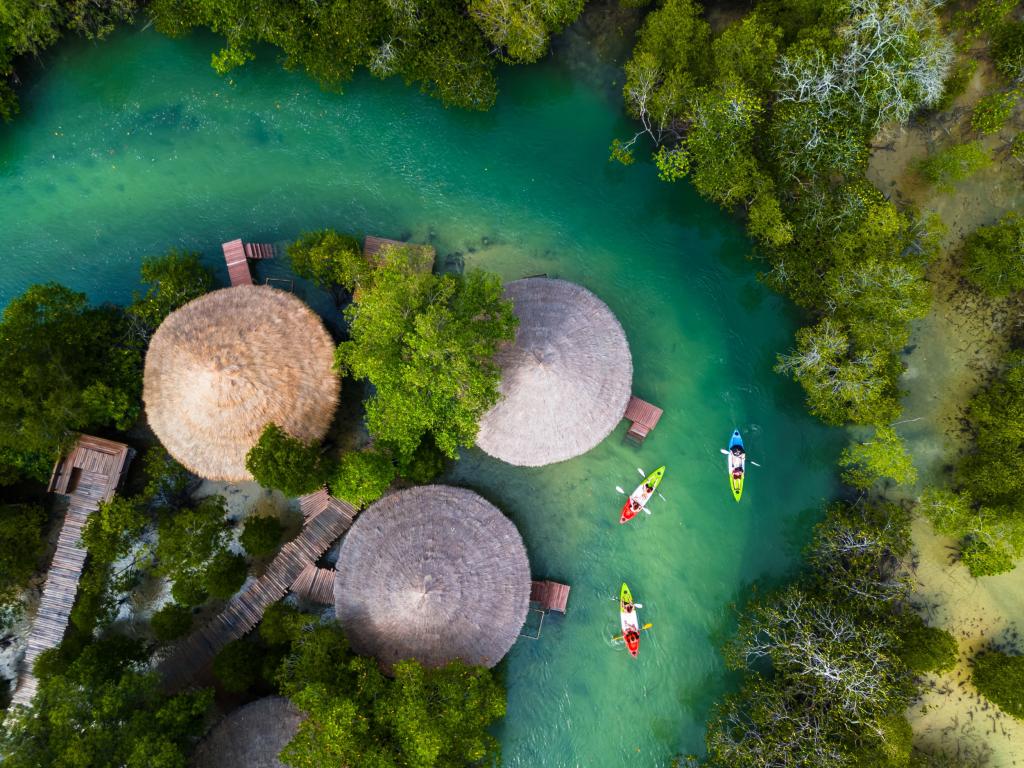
[
  {"left": 608, "top": 597, "right": 644, "bottom": 608},
  {"left": 720, "top": 448, "right": 761, "bottom": 467},
  {"left": 637, "top": 467, "right": 646, "bottom": 477},
  {"left": 611, "top": 623, "right": 653, "bottom": 642}
]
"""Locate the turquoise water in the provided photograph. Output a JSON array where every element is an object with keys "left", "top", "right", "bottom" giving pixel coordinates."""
[{"left": 0, "top": 26, "right": 842, "bottom": 766}]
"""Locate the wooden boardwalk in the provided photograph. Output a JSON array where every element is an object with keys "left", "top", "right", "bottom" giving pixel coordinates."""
[
  {"left": 530, "top": 580, "right": 570, "bottom": 614},
  {"left": 223, "top": 238, "right": 275, "bottom": 287},
  {"left": 623, "top": 396, "right": 663, "bottom": 444},
  {"left": 290, "top": 564, "right": 336, "bottom": 605},
  {"left": 11, "top": 436, "right": 134, "bottom": 708},
  {"left": 159, "top": 491, "right": 356, "bottom": 691}
]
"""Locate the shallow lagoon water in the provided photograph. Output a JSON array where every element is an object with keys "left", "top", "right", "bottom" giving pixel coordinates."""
[{"left": 0, "top": 27, "right": 842, "bottom": 766}]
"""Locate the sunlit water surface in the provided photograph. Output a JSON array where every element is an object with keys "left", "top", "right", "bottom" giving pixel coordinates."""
[{"left": 0, "top": 27, "right": 842, "bottom": 767}]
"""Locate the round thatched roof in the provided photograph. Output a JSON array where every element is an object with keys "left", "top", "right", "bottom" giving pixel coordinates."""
[
  {"left": 334, "top": 485, "right": 530, "bottom": 671},
  {"left": 476, "top": 278, "right": 632, "bottom": 466},
  {"left": 144, "top": 286, "right": 340, "bottom": 482},
  {"left": 192, "top": 696, "right": 305, "bottom": 768}
]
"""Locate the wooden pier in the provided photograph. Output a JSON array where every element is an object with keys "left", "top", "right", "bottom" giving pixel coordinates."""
[
  {"left": 11, "top": 436, "right": 134, "bottom": 708},
  {"left": 159, "top": 490, "right": 356, "bottom": 691},
  {"left": 530, "top": 580, "right": 570, "bottom": 614},
  {"left": 623, "top": 396, "right": 664, "bottom": 444},
  {"left": 222, "top": 238, "right": 275, "bottom": 287}
]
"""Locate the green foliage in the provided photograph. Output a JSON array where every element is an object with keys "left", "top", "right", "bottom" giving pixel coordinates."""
[
  {"left": 1012, "top": 132, "right": 1024, "bottom": 162},
  {"left": 0, "top": 635, "right": 211, "bottom": 766},
  {"left": 81, "top": 495, "right": 147, "bottom": 565},
  {"left": 286, "top": 230, "right": 369, "bottom": 294},
  {"left": 149, "top": 0, "right": 562, "bottom": 111},
  {"left": 330, "top": 447, "right": 397, "bottom": 508},
  {"left": 240, "top": 514, "right": 285, "bottom": 557},
  {"left": 0, "top": 283, "right": 142, "bottom": 483},
  {"left": 156, "top": 495, "right": 243, "bottom": 604},
  {"left": 919, "top": 488, "right": 1023, "bottom": 577},
  {"left": 397, "top": 436, "right": 447, "bottom": 484},
  {"left": 970, "top": 91, "right": 1018, "bottom": 136},
  {"left": 915, "top": 142, "right": 991, "bottom": 192},
  {"left": 992, "top": 19, "right": 1024, "bottom": 84},
  {"left": 274, "top": 619, "right": 505, "bottom": 768},
  {"left": 142, "top": 445, "right": 194, "bottom": 509},
  {"left": 960, "top": 212, "right": 1024, "bottom": 296},
  {"left": 259, "top": 602, "right": 304, "bottom": 647},
  {"left": 335, "top": 250, "right": 517, "bottom": 458},
  {"left": 126, "top": 249, "right": 214, "bottom": 336},
  {"left": 470, "top": 0, "right": 583, "bottom": 63},
  {"left": 245, "top": 424, "right": 330, "bottom": 498},
  {"left": 0, "top": 504, "right": 45, "bottom": 606},
  {"left": 150, "top": 602, "right": 193, "bottom": 642},
  {"left": 213, "top": 638, "right": 263, "bottom": 694},
  {"left": 952, "top": 0, "right": 1017, "bottom": 41},
  {"left": 203, "top": 550, "right": 248, "bottom": 599},
  {"left": 972, "top": 650, "right": 1024, "bottom": 718},
  {"left": 934, "top": 60, "right": 978, "bottom": 111},
  {"left": 899, "top": 613, "right": 958, "bottom": 674},
  {"left": 839, "top": 426, "right": 918, "bottom": 490}
]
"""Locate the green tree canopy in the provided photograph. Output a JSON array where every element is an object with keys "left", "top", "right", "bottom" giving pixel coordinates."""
[
  {"left": 335, "top": 249, "right": 517, "bottom": 458},
  {"left": 839, "top": 426, "right": 918, "bottom": 490},
  {"left": 126, "top": 249, "right": 214, "bottom": 337},
  {"left": 0, "top": 636, "right": 211, "bottom": 767},
  {"left": 287, "top": 230, "right": 369, "bottom": 298},
  {"left": 0, "top": 504, "right": 45, "bottom": 609},
  {"left": 973, "top": 650, "right": 1024, "bottom": 718},
  {"left": 239, "top": 514, "right": 285, "bottom": 557},
  {"left": 0, "top": 283, "right": 142, "bottom": 482},
  {"left": 329, "top": 447, "right": 397, "bottom": 508},
  {"left": 960, "top": 212, "right": 1024, "bottom": 296},
  {"left": 155, "top": 495, "right": 243, "bottom": 604},
  {"left": 245, "top": 424, "right": 331, "bottom": 498},
  {"left": 150, "top": 602, "right": 194, "bottom": 643}
]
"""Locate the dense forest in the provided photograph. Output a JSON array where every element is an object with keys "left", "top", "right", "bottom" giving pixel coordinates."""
[{"left": 1, "top": 0, "right": 1023, "bottom": 766}]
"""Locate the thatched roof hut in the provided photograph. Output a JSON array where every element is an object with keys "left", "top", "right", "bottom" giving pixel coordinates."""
[
  {"left": 192, "top": 696, "right": 305, "bottom": 768},
  {"left": 334, "top": 485, "right": 530, "bottom": 671},
  {"left": 144, "top": 286, "right": 340, "bottom": 481},
  {"left": 476, "top": 278, "right": 632, "bottom": 466}
]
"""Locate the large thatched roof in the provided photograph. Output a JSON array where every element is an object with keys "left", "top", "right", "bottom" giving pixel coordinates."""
[
  {"left": 475, "top": 278, "right": 632, "bottom": 466},
  {"left": 334, "top": 485, "right": 530, "bottom": 671},
  {"left": 144, "top": 285, "right": 340, "bottom": 481},
  {"left": 192, "top": 696, "right": 305, "bottom": 768}
]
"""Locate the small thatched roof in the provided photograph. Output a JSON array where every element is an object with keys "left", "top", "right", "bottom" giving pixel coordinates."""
[
  {"left": 192, "top": 696, "right": 305, "bottom": 768},
  {"left": 144, "top": 285, "right": 340, "bottom": 481},
  {"left": 334, "top": 485, "right": 530, "bottom": 671},
  {"left": 475, "top": 278, "right": 632, "bottom": 466}
]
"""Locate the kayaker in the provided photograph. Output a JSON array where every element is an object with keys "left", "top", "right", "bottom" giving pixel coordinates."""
[
  {"left": 624, "top": 601, "right": 634, "bottom": 613},
  {"left": 732, "top": 466, "right": 743, "bottom": 480},
  {"left": 731, "top": 445, "right": 745, "bottom": 459}
]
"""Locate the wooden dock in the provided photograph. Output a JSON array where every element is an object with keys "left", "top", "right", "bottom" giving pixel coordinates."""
[
  {"left": 530, "top": 580, "right": 570, "bottom": 614},
  {"left": 222, "top": 238, "right": 274, "bottom": 287},
  {"left": 158, "top": 491, "right": 356, "bottom": 691},
  {"left": 623, "top": 396, "right": 663, "bottom": 444},
  {"left": 11, "top": 436, "right": 134, "bottom": 708}
]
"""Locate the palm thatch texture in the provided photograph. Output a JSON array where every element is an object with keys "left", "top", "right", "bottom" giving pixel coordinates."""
[
  {"left": 476, "top": 278, "right": 633, "bottom": 466},
  {"left": 334, "top": 485, "right": 530, "bottom": 671},
  {"left": 192, "top": 696, "right": 305, "bottom": 768},
  {"left": 144, "top": 286, "right": 340, "bottom": 481}
]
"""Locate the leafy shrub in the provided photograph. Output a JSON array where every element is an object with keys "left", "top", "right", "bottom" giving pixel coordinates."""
[
  {"left": 0, "top": 504, "right": 45, "bottom": 604},
  {"left": 170, "top": 575, "right": 208, "bottom": 607},
  {"left": 961, "top": 212, "right": 1024, "bottom": 296},
  {"left": 127, "top": 249, "right": 214, "bottom": 336},
  {"left": 839, "top": 426, "right": 917, "bottom": 489},
  {"left": 245, "top": 424, "right": 329, "bottom": 498},
  {"left": 260, "top": 603, "right": 303, "bottom": 647},
  {"left": 915, "top": 142, "right": 991, "bottom": 191},
  {"left": 203, "top": 551, "right": 248, "bottom": 600},
  {"left": 397, "top": 438, "right": 447, "bottom": 485},
  {"left": 151, "top": 603, "right": 193, "bottom": 642},
  {"left": 330, "top": 448, "right": 397, "bottom": 508},
  {"left": 287, "top": 230, "right": 368, "bottom": 294},
  {"left": 992, "top": 20, "right": 1024, "bottom": 83},
  {"left": 971, "top": 91, "right": 1017, "bottom": 135},
  {"left": 240, "top": 515, "right": 284, "bottom": 557},
  {"left": 961, "top": 536, "right": 1018, "bottom": 576},
  {"left": 973, "top": 650, "right": 1024, "bottom": 718},
  {"left": 213, "top": 638, "right": 264, "bottom": 694},
  {"left": 1012, "top": 133, "right": 1024, "bottom": 162},
  {"left": 934, "top": 60, "right": 978, "bottom": 111},
  {"left": 899, "top": 614, "right": 958, "bottom": 674}
]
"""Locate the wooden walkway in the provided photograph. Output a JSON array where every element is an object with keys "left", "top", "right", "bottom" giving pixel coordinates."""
[
  {"left": 222, "top": 238, "right": 275, "bottom": 287},
  {"left": 159, "top": 491, "right": 356, "bottom": 691},
  {"left": 530, "top": 580, "right": 570, "bottom": 614},
  {"left": 290, "top": 564, "right": 336, "bottom": 605},
  {"left": 11, "top": 436, "right": 134, "bottom": 708}
]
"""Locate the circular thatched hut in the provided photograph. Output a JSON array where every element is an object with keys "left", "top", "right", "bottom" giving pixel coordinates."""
[
  {"left": 144, "top": 285, "right": 340, "bottom": 482},
  {"left": 476, "top": 278, "right": 632, "bottom": 466},
  {"left": 334, "top": 485, "right": 530, "bottom": 671},
  {"left": 192, "top": 696, "right": 304, "bottom": 768}
]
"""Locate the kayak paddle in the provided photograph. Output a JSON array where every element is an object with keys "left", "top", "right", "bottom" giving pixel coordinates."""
[
  {"left": 720, "top": 448, "right": 760, "bottom": 467},
  {"left": 612, "top": 623, "right": 653, "bottom": 642}
]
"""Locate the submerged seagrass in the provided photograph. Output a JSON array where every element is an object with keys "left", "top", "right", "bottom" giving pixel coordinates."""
[
  {"left": 334, "top": 485, "right": 530, "bottom": 670},
  {"left": 476, "top": 278, "right": 632, "bottom": 466},
  {"left": 143, "top": 285, "right": 340, "bottom": 481},
  {"left": 193, "top": 696, "right": 305, "bottom": 768}
]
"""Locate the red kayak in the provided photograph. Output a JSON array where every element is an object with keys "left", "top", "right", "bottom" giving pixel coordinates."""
[{"left": 619, "top": 466, "right": 666, "bottom": 524}]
